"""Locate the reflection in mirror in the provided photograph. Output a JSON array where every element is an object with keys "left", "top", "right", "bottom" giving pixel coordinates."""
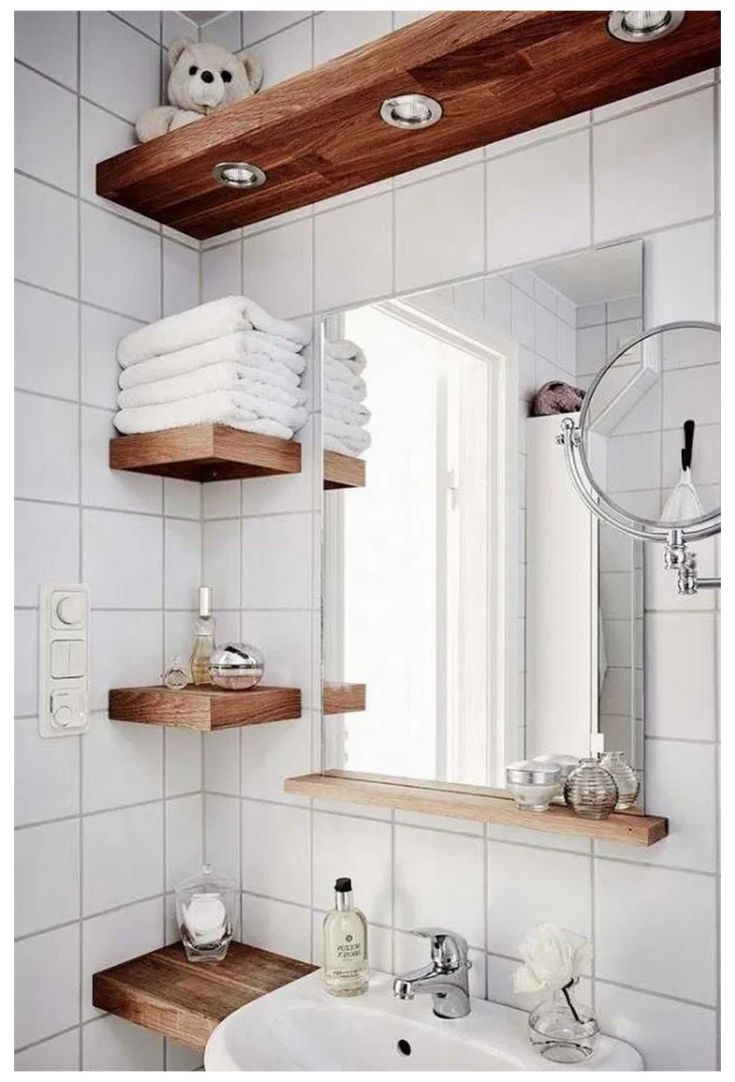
[{"left": 321, "top": 242, "right": 646, "bottom": 802}]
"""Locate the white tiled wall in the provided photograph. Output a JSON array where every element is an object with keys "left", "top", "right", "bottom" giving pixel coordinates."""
[
  {"left": 15, "top": 10, "right": 203, "bottom": 1072},
  {"left": 15, "top": 8, "right": 720, "bottom": 1073}
]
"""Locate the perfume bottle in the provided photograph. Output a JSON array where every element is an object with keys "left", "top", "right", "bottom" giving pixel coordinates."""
[
  {"left": 190, "top": 586, "right": 216, "bottom": 686},
  {"left": 322, "top": 877, "right": 369, "bottom": 997}
]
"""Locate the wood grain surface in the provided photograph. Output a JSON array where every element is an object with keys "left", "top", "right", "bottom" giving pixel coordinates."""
[
  {"left": 109, "top": 684, "right": 302, "bottom": 731},
  {"left": 324, "top": 450, "right": 366, "bottom": 489},
  {"left": 323, "top": 682, "right": 367, "bottom": 714}
]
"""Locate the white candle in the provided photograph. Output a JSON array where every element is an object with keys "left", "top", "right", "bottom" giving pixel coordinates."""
[{"left": 184, "top": 893, "right": 227, "bottom": 946}]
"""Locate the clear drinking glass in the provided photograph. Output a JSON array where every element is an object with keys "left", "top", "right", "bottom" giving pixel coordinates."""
[{"left": 175, "top": 864, "right": 238, "bottom": 963}]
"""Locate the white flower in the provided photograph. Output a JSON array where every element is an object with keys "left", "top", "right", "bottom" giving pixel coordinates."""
[{"left": 512, "top": 923, "right": 591, "bottom": 1002}]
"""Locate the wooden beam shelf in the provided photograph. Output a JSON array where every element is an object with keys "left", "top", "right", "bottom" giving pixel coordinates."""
[
  {"left": 109, "top": 684, "right": 301, "bottom": 731},
  {"left": 323, "top": 682, "right": 366, "bottom": 715},
  {"left": 324, "top": 450, "right": 365, "bottom": 490},
  {"left": 284, "top": 773, "right": 668, "bottom": 847},
  {"left": 93, "top": 942, "right": 315, "bottom": 1051},
  {"left": 109, "top": 423, "right": 301, "bottom": 482},
  {"left": 96, "top": 11, "right": 719, "bottom": 240}
]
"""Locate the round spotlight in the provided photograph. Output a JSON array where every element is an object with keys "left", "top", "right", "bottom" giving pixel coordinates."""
[
  {"left": 607, "top": 10, "right": 685, "bottom": 43},
  {"left": 212, "top": 162, "right": 267, "bottom": 189},
  {"left": 379, "top": 94, "right": 443, "bottom": 130}
]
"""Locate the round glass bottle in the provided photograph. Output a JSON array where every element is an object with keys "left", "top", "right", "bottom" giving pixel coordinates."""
[
  {"left": 564, "top": 758, "right": 618, "bottom": 819},
  {"left": 528, "top": 980, "right": 599, "bottom": 1063},
  {"left": 599, "top": 751, "right": 640, "bottom": 810}
]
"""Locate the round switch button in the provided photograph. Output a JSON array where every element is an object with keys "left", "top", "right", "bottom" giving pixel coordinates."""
[
  {"left": 56, "top": 594, "right": 84, "bottom": 626},
  {"left": 53, "top": 705, "right": 74, "bottom": 728}
]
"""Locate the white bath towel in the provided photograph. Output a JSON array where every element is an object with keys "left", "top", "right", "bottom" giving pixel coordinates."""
[
  {"left": 114, "top": 389, "right": 307, "bottom": 437},
  {"left": 324, "top": 357, "right": 366, "bottom": 393},
  {"left": 324, "top": 416, "right": 372, "bottom": 455},
  {"left": 118, "top": 361, "right": 305, "bottom": 410},
  {"left": 119, "top": 333, "right": 306, "bottom": 390},
  {"left": 324, "top": 432, "right": 371, "bottom": 458},
  {"left": 118, "top": 296, "right": 309, "bottom": 366},
  {"left": 324, "top": 375, "right": 367, "bottom": 403},
  {"left": 324, "top": 339, "right": 366, "bottom": 376},
  {"left": 323, "top": 393, "right": 371, "bottom": 427}
]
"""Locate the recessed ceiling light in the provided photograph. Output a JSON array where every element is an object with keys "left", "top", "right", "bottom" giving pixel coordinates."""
[
  {"left": 607, "top": 10, "right": 685, "bottom": 43},
  {"left": 212, "top": 162, "right": 267, "bottom": 189},
  {"left": 379, "top": 94, "right": 443, "bottom": 130}
]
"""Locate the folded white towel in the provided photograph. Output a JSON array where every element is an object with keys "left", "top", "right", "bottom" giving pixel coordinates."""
[
  {"left": 324, "top": 432, "right": 371, "bottom": 458},
  {"left": 324, "top": 357, "right": 366, "bottom": 391},
  {"left": 118, "top": 296, "right": 309, "bottom": 366},
  {"left": 324, "top": 374, "right": 367, "bottom": 403},
  {"left": 324, "top": 339, "right": 366, "bottom": 376},
  {"left": 119, "top": 333, "right": 306, "bottom": 390},
  {"left": 114, "top": 389, "right": 307, "bottom": 436},
  {"left": 323, "top": 393, "right": 370, "bottom": 427},
  {"left": 324, "top": 416, "right": 372, "bottom": 455},
  {"left": 118, "top": 362, "right": 305, "bottom": 410}
]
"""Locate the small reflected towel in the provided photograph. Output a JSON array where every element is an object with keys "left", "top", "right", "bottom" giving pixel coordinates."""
[{"left": 532, "top": 380, "right": 586, "bottom": 416}]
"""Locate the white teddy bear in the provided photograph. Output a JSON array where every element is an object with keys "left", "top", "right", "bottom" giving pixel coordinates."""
[{"left": 136, "top": 38, "right": 263, "bottom": 143}]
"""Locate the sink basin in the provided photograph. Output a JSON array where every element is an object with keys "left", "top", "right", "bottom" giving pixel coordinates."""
[{"left": 204, "top": 970, "right": 643, "bottom": 1071}]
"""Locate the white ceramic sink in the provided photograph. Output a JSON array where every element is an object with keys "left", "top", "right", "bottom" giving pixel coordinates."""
[{"left": 204, "top": 970, "right": 643, "bottom": 1071}]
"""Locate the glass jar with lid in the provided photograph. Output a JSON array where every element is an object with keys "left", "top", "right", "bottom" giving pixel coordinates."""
[{"left": 175, "top": 864, "right": 238, "bottom": 963}]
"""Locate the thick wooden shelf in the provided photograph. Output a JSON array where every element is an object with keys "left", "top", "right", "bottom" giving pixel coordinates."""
[
  {"left": 323, "top": 682, "right": 366, "bottom": 715},
  {"left": 109, "top": 684, "right": 301, "bottom": 731},
  {"left": 109, "top": 423, "right": 301, "bottom": 482},
  {"left": 284, "top": 773, "right": 668, "bottom": 847},
  {"left": 96, "top": 11, "right": 719, "bottom": 239},
  {"left": 93, "top": 942, "right": 315, "bottom": 1051},
  {"left": 324, "top": 450, "right": 365, "bottom": 490}
]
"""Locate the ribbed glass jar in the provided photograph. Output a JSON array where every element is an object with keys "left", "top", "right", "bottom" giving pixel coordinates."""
[
  {"left": 600, "top": 751, "right": 640, "bottom": 811},
  {"left": 564, "top": 758, "right": 618, "bottom": 819}
]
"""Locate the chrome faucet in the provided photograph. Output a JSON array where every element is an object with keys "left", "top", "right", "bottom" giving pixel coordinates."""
[{"left": 392, "top": 928, "right": 471, "bottom": 1019}]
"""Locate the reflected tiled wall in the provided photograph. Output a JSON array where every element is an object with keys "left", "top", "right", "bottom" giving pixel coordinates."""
[{"left": 15, "top": 8, "right": 720, "bottom": 1073}]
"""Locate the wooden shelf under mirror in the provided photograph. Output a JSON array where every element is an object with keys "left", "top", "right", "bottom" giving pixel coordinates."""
[
  {"left": 109, "top": 685, "right": 301, "bottom": 731},
  {"left": 284, "top": 774, "right": 668, "bottom": 847},
  {"left": 324, "top": 450, "right": 365, "bottom": 490},
  {"left": 93, "top": 943, "right": 315, "bottom": 1051},
  {"left": 95, "top": 12, "right": 719, "bottom": 239},
  {"left": 323, "top": 682, "right": 366, "bottom": 715}
]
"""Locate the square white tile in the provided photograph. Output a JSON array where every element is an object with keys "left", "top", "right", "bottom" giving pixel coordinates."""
[
  {"left": 14, "top": 63, "right": 77, "bottom": 192},
  {"left": 14, "top": 609, "right": 37, "bottom": 717},
  {"left": 485, "top": 112, "right": 590, "bottom": 159},
  {"left": 162, "top": 239, "right": 200, "bottom": 317},
  {"left": 395, "top": 165, "right": 485, "bottom": 292},
  {"left": 395, "top": 825, "right": 484, "bottom": 946},
  {"left": 82, "top": 1014, "right": 164, "bottom": 1071},
  {"left": 82, "top": 406, "right": 162, "bottom": 513},
  {"left": 82, "top": 896, "right": 163, "bottom": 1019},
  {"left": 200, "top": 10, "right": 241, "bottom": 50},
  {"left": 313, "top": 812, "right": 392, "bottom": 925},
  {"left": 247, "top": 18, "right": 312, "bottom": 90},
  {"left": 242, "top": 800, "right": 311, "bottom": 904},
  {"left": 593, "top": 70, "right": 715, "bottom": 122},
  {"left": 82, "top": 710, "right": 163, "bottom": 812},
  {"left": 645, "top": 612, "right": 717, "bottom": 740},
  {"left": 81, "top": 304, "right": 142, "bottom": 410},
  {"left": 15, "top": 283, "right": 79, "bottom": 401},
  {"left": 486, "top": 132, "right": 590, "bottom": 270},
  {"left": 663, "top": 364, "right": 719, "bottom": 429},
  {"left": 315, "top": 194, "right": 393, "bottom": 311},
  {"left": 15, "top": 10, "right": 78, "bottom": 89},
  {"left": 201, "top": 241, "right": 242, "bottom": 301},
  {"left": 15, "top": 174, "right": 78, "bottom": 296},
  {"left": 81, "top": 11, "right": 161, "bottom": 123},
  {"left": 594, "top": 860, "right": 717, "bottom": 1005},
  {"left": 241, "top": 513, "right": 313, "bottom": 609},
  {"left": 243, "top": 218, "right": 313, "bottom": 321},
  {"left": 643, "top": 219, "right": 716, "bottom": 326},
  {"left": 15, "top": 818, "right": 80, "bottom": 937},
  {"left": 204, "top": 793, "right": 241, "bottom": 884},
  {"left": 164, "top": 518, "right": 202, "bottom": 609},
  {"left": 203, "top": 479, "right": 241, "bottom": 518},
  {"left": 165, "top": 727, "right": 202, "bottom": 797},
  {"left": 204, "top": 728, "right": 241, "bottom": 796},
  {"left": 115, "top": 10, "right": 161, "bottom": 40},
  {"left": 15, "top": 500, "right": 80, "bottom": 608},
  {"left": 83, "top": 508, "right": 163, "bottom": 609},
  {"left": 240, "top": 609, "right": 313, "bottom": 705},
  {"left": 240, "top": 716, "right": 312, "bottom": 805},
  {"left": 164, "top": 478, "right": 201, "bottom": 520},
  {"left": 82, "top": 801, "right": 164, "bottom": 915},
  {"left": 15, "top": 924, "right": 80, "bottom": 1047},
  {"left": 81, "top": 204, "right": 161, "bottom": 323},
  {"left": 80, "top": 99, "right": 145, "bottom": 225},
  {"left": 14, "top": 717, "right": 80, "bottom": 827},
  {"left": 486, "top": 842, "right": 592, "bottom": 958},
  {"left": 243, "top": 11, "right": 307, "bottom": 44},
  {"left": 15, "top": 392, "right": 79, "bottom": 504},
  {"left": 15, "top": 1029, "right": 80, "bottom": 1071},
  {"left": 202, "top": 519, "right": 241, "bottom": 610},
  {"left": 594, "top": 90, "right": 715, "bottom": 242},
  {"left": 241, "top": 417, "right": 315, "bottom": 515},
  {"left": 242, "top": 893, "right": 311, "bottom": 962},
  {"left": 313, "top": 10, "right": 392, "bottom": 64},
  {"left": 165, "top": 793, "right": 203, "bottom": 891}
]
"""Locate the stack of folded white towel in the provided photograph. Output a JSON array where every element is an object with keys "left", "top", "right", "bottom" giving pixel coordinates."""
[
  {"left": 113, "top": 296, "right": 310, "bottom": 440},
  {"left": 323, "top": 338, "right": 371, "bottom": 459}
]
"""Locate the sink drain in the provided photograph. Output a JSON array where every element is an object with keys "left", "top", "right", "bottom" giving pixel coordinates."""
[{"left": 397, "top": 1039, "right": 412, "bottom": 1057}]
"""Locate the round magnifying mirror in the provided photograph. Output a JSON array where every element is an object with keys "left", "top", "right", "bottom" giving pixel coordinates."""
[{"left": 578, "top": 321, "right": 720, "bottom": 534}]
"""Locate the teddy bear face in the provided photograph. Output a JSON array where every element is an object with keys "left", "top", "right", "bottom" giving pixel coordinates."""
[{"left": 168, "top": 39, "right": 257, "bottom": 115}]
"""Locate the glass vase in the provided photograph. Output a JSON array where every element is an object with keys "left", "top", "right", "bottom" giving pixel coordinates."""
[
  {"left": 528, "top": 980, "right": 599, "bottom": 1063},
  {"left": 600, "top": 751, "right": 640, "bottom": 810},
  {"left": 175, "top": 864, "right": 238, "bottom": 963},
  {"left": 564, "top": 757, "right": 618, "bottom": 819}
]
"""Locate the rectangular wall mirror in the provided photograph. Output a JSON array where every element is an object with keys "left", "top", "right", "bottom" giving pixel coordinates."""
[{"left": 320, "top": 242, "right": 644, "bottom": 807}]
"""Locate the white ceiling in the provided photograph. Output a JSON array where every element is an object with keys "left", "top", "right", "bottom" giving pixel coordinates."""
[{"left": 533, "top": 244, "right": 642, "bottom": 306}]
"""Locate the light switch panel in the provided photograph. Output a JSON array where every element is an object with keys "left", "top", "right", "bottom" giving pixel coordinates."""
[{"left": 39, "top": 583, "right": 90, "bottom": 738}]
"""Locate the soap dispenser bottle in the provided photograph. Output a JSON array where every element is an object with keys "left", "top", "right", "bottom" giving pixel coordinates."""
[
  {"left": 190, "top": 586, "right": 216, "bottom": 686},
  {"left": 323, "top": 877, "right": 369, "bottom": 997}
]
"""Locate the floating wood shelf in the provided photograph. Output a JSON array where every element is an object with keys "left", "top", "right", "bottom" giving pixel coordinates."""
[
  {"left": 284, "top": 773, "right": 668, "bottom": 847},
  {"left": 96, "top": 11, "right": 719, "bottom": 240},
  {"left": 323, "top": 682, "right": 366, "bottom": 715},
  {"left": 93, "top": 942, "right": 315, "bottom": 1051},
  {"left": 109, "top": 684, "right": 301, "bottom": 731},
  {"left": 109, "top": 423, "right": 301, "bottom": 482},
  {"left": 324, "top": 450, "right": 365, "bottom": 490}
]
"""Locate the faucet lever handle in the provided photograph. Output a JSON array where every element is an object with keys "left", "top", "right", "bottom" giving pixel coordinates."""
[{"left": 412, "top": 927, "right": 469, "bottom": 970}]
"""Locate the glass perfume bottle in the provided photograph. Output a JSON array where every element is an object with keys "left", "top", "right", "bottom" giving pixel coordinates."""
[
  {"left": 190, "top": 586, "right": 216, "bottom": 686},
  {"left": 322, "top": 878, "right": 369, "bottom": 997}
]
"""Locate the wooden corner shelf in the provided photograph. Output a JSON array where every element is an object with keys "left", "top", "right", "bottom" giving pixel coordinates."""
[
  {"left": 323, "top": 682, "right": 366, "bottom": 715},
  {"left": 324, "top": 450, "right": 365, "bottom": 490},
  {"left": 95, "top": 12, "right": 719, "bottom": 240},
  {"left": 284, "top": 773, "right": 669, "bottom": 847},
  {"left": 109, "top": 684, "right": 301, "bottom": 731},
  {"left": 109, "top": 423, "right": 301, "bottom": 482},
  {"left": 93, "top": 942, "right": 315, "bottom": 1051}
]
